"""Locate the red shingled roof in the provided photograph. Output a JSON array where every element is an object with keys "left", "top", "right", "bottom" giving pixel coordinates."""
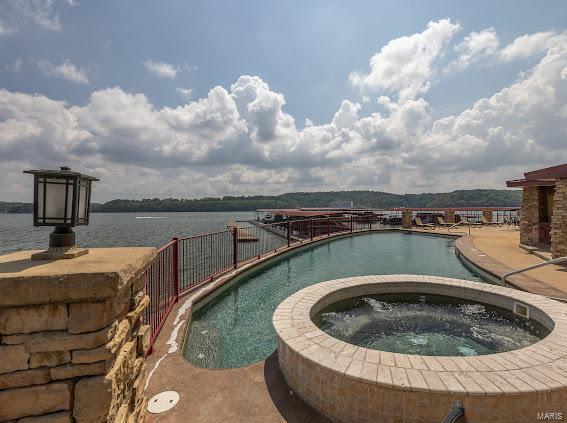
[{"left": 506, "top": 163, "right": 567, "bottom": 187}]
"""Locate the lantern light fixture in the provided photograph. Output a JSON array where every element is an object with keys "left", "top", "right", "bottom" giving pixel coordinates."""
[{"left": 23, "top": 166, "right": 99, "bottom": 260}]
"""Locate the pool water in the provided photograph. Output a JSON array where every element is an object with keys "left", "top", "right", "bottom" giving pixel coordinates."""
[
  {"left": 184, "top": 232, "right": 480, "bottom": 368},
  {"left": 314, "top": 293, "right": 549, "bottom": 356}
]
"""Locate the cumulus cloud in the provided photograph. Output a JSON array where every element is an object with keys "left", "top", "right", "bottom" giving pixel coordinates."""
[
  {"left": 0, "top": 89, "right": 90, "bottom": 163},
  {"left": 176, "top": 87, "right": 193, "bottom": 100},
  {"left": 447, "top": 28, "right": 500, "bottom": 72},
  {"left": 231, "top": 75, "right": 297, "bottom": 144},
  {"left": 349, "top": 19, "right": 461, "bottom": 101},
  {"left": 1, "top": 22, "right": 566, "bottom": 201},
  {"left": 408, "top": 45, "right": 567, "bottom": 174},
  {"left": 144, "top": 61, "right": 178, "bottom": 79},
  {"left": 500, "top": 31, "right": 567, "bottom": 61},
  {"left": 37, "top": 59, "right": 90, "bottom": 84},
  {"left": 332, "top": 101, "right": 361, "bottom": 130}
]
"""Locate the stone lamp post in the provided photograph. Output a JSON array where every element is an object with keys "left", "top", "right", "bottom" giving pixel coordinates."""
[
  {"left": 0, "top": 167, "right": 155, "bottom": 421},
  {"left": 23, "top": 166, "right": 99, "bottom": 260}
]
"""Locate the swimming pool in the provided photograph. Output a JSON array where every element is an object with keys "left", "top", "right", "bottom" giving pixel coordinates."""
[{"left": 183, "top": 232, "right": 481, "bottom": 368}]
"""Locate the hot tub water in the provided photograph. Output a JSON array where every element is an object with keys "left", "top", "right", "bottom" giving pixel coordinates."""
[{"left": 314, "top": 293, "right": 549, "bottom": 356}]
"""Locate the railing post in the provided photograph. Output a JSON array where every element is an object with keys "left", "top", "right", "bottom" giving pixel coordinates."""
[
  {"left": 327, "top": 217, "right": 331, "bottom": 237},
  {"left": 350, "top": 215, "right": 353, "bottom": 233},
  {"left": 287, "top": 220, "right": 291, "bottom": 247},
  {"left": 172, "top": 237, "right": 179, "bottom": 301},
  {"left": 310, "top": 218, "right": 314, "bottom": 241},
  {"left": 232, "top": 227, "right": 238, "bottom": 268},
  {"left": 369, "top": 216, "right": 372, "bottom": 231}
]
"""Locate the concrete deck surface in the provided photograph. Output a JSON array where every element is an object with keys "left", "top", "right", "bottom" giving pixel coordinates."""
[{"left": 145, "top": 348, "right": 329, "bottom": 423}]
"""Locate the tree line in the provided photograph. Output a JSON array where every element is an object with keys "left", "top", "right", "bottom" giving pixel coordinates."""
[{"left": 0, "top": 189, "right": 522, "bottom": 214}]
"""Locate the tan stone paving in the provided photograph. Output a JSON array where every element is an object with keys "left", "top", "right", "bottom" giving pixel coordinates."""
[
  {"left": 470, "top": 228, "right": 567, "bottom": 294},
  {"left": 412, "top": 226, "right": 567, "bottom": 294}
]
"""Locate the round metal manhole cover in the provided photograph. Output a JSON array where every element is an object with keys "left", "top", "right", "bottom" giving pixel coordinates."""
[{"left": 147, "top": 391, "right": 180, "bottom": 414}]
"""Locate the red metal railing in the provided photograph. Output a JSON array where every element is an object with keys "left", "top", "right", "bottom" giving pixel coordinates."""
[
  {"left": 143, "top": 215, "right": 377, "bottom": 353},
  {"left": 144, "top": 240, "right": 178, "bottom": 351},
  {"left": 177, "top": 230, "right": 234, "bottom": 292}
]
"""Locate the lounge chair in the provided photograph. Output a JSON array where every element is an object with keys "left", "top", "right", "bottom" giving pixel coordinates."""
[
  {"left": 503, "top": 216, "right": 520, "bottom": 230},
  {"left": 480, "top": 216, "right": 503, "bottom": 226},
  {"left": 459, "top": 216, "right": 483, "bottom": 227},
  {"left": 436, "top": 216, "right": 454, "bottom": 227},
  {"left": 414, "top": 217, "right": 435, "bottom": 230},
  {"left": 503, "top": 216, "right": 517, "bottom": 226}
]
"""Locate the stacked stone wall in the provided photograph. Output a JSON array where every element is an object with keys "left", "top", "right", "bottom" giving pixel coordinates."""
[
  {"left": 520, "top": 187, "right": 543, "bottom": 246},
  {"left": 401, "top": 211, "right": 413, "bottom": 229},
  {"left": 0, "top": 248, "right": 155, "bottom": 422},
  {"left": 445, "top": 210, "right": 456, "bottom": 224},
  {"left": 551, "top": 178, "right": 567, "bottom": 258}
]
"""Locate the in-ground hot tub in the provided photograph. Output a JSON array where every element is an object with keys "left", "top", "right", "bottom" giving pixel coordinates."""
[{"left": 273, "top": 275, "right": 567, "bottom": 423}]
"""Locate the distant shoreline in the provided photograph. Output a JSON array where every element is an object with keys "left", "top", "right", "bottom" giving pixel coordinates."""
[{"left": 0, "top": 189, "right": 521, "bottom": 214}]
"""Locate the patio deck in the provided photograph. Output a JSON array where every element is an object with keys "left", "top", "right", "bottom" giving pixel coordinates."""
[
  {"left": 412, "top": 226, "right": 567, "bottom": 296},
  {"left": 145, "top": 304, "right": 329, "bottom": 423},
  {"left": 144, "top": 226, "right": 567, "bottom": 422}
]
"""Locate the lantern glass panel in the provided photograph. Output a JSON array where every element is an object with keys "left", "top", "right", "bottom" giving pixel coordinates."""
[
  {"left": 37, "top": 178, "right": 45, "bottom": 219},
  {"left": 77, "top": 181, "right": 88, "bottom": 221},
  {"left": 41, "top": 177, "right": 74, "bottom": 224}
]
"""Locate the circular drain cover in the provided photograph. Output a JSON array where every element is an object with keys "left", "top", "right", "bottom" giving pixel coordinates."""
[{"left": 147, "top": 391, "right": 180, "bottom": 414}]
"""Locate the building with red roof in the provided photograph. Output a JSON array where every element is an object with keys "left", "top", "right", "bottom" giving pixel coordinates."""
[{"left": 507, "top": 163, "right": 567, "bottom": 258}]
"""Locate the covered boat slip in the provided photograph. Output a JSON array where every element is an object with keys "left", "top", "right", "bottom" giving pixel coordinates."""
[{"left": 256, "top": 206, "right": 519, "bottom": 228}]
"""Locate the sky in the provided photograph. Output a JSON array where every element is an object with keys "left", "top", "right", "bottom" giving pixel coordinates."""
[{"left": 0, "top": 0, "right": 566, "bottom": 202}]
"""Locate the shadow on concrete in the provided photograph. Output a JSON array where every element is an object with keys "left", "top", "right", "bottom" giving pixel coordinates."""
[
  {"left": 263, "top": 350, "right": 329, "bottom": 423},
  {"left": 0, "top": 257, "right": 55, "bottom": 273}
]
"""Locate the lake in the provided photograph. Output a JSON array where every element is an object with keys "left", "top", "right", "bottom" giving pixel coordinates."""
[{"left": 0, "top": 212, "right": 255, "bottom": 255}]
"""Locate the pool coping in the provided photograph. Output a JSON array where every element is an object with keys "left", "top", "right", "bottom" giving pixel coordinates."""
[{"left": 273, "top": 274, "right": 567, "bottom": 397}]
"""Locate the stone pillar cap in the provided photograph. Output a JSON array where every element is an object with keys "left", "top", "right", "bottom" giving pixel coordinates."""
[{"left": 0, "top": 248, "right": 156, "bottom": 306}]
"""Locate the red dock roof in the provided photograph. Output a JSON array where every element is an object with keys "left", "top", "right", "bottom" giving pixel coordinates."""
[
  {"left": 258, "top": 207, "right": 518, "bottom": 215},
  {"left": 260, "top": 209, "right": 346, "bottom": 217}
]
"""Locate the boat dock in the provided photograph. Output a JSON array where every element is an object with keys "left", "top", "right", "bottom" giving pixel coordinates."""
[{"left": 227, "top": 220, "right": 259, "bottom": 242}]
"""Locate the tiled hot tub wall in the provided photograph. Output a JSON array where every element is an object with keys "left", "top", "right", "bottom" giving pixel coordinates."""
[{"left": 274, "top": 275, "right": 567, "bottom": 423}]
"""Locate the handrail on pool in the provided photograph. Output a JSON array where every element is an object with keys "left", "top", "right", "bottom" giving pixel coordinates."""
[
  {"left": 502, "top": 256, "right": 567, "bottom": 284},
  {"left": 502, "top": 256, "right": 567, "bottom": 303},
  {"left": 441, "top": 400, "right": 465, "bottom": 423}
]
